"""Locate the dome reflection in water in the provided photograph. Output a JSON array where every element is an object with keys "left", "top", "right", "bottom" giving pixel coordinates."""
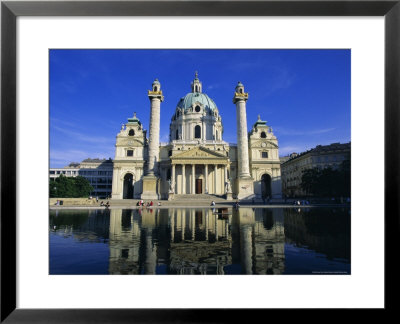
[{"left": 49, "top": 207, "right": 350, "bottom": 275}]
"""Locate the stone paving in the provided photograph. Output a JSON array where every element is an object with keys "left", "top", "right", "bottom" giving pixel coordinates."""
[{"left": 50, "top": 197, "right": 350, "bottom": 209}]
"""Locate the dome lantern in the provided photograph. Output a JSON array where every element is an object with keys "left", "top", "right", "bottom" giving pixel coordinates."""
[{"left": 191, "top": 71, "right": 202, "bottom": 93}]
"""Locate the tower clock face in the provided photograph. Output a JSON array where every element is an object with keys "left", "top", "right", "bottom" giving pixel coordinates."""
[
  {"left": 261, "top": 142, "right": 267, "bottom": 148},
  {"left": 128, "top": 140, "right": 134, "bottom": 145}
]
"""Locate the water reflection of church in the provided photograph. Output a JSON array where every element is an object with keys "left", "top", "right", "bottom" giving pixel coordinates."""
[{"left": 108, "top": 208, "right": 285, "bottom": 275}]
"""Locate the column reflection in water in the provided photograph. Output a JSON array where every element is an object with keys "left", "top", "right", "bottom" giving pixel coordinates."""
[
  {"left": 52, "top": 207, "right": 349, "bottom": 275},
  {"left": 140, "top": 209, "right": 158, "bottom": 274},
  {"left": 109, "top": 209, "right": 141, "bottom": 274},
  {"left": 108, "top": 207, "right": 287, "bottom": 274},
  {"left": 231, "top": 208, "right": 285, "bottom": 274},
  {"left": 253, "top": 208, "right": 285, "bottom": 274}
]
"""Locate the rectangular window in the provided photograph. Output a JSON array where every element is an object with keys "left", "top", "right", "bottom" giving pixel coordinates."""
[
  {"left": 127, "top": 150, "right": 133, "bottom": 157},
  {"left": 262, "top": 152, "right": 268, "bottom": 158}
]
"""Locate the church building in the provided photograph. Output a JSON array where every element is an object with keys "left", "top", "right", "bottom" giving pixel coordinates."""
[{"left": 111, "top": 73, "right": 282, "bottom": 201}]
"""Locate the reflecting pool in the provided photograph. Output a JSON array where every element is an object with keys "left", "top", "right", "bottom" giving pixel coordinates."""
[{"left": 49, "top": 207, "right": 350, "bottom": 275}]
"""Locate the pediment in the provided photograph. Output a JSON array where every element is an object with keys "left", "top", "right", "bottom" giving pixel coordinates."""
[{"left": 172, "top": 146, "right": 227, "bottom": 159}]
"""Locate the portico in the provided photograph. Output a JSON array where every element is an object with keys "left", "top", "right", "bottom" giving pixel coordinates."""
[{"left": 169, "top": 147, "right": 230, "bottom": 196}]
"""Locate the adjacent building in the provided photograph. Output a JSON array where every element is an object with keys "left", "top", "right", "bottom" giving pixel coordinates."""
[
  {"left": 111, "top": 73, "right": 282, "bottom": 200},
  {"left": 49, "top": 158, "right": 113, "bottom": 198},
  {"left": 281, "top": 142, "right": 351, "bottom": 197}
]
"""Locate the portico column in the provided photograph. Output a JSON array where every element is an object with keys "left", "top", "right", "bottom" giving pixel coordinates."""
[
  {"left": 192, "top": 164, "right": 195, "bottom": 194},
  {"left": 214, "top": 164, "right": 218, "bottom": 194},
  {"left": 172, "top": 164, "right": 176, "bottom": 191},
  {"left": 204, "top": 164, "right": 208, "bottom": 194},
  {"left": 224, "top": 165, "right": 228, "bottom": 191},
  {"left": 182, "top": 164, "right": 186, "bottom": 194}
]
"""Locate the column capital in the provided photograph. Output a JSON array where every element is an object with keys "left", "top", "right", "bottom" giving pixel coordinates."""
[
  {"left": 148, "top": 91, "right": 164, "bottom": 102},
  {"left": 148, "top": 78, "right": 164, "bottom": 102},
  {"left": 233, "top": 92, "right": 249, "bottom": 104},
  {"left": 233, "top": 81, "right": 248, "bottom": 103}
]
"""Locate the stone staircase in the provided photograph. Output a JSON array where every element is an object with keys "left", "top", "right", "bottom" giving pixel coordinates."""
[{"left": 172, "top": 194, "right": 227, "bottom": 201}]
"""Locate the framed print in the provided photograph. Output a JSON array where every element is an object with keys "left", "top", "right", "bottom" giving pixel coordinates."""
[{"left": 1, "top": 0, "right": 399, "bottom": 322}]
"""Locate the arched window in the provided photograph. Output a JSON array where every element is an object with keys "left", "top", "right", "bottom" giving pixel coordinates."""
[
  {"left": 194, "top": 125, "right": 201, "bottom": 139},
  {"left": 261, "top": 131, "right": 266, "bottom": 138},
  {"left": 154, "top": 86, "right": 158, "bottom": 91},
  {"left": 176, "top": 129, "right": 179, "bottom": 140},
  {"left": 239, "top": 88, "right": 243, "bottom": 93},
  {"left": 195, "top": 105, "right": 201, "bottom": 112},
  {"left": 128, "top": 129, "right": 135, "bottom": 136}
]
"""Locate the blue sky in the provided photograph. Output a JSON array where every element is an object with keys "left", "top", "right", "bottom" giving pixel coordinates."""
[{"left": 50, "top": 49, "right": 350, "bottom": 168}]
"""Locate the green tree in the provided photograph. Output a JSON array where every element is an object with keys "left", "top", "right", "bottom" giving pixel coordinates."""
[
  {"left": 74, "top": 176, "right": 94, "bottom": 197},
  {"left": 301, "top": 168, "right": 320, "bottom": 195},
  {"left": 49, "top": 174, "right": 93, "bottom": 198},
  {"left": 301, "top": 162, "right": 350, "bottom": 198}
]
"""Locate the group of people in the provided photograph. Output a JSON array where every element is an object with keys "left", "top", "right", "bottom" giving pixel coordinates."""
[
  {"left": 100, "top": 201, "right": 110, "bottom": 208},
  {"left": 136, "top": 200, "right": 161, "bottom": 207}
]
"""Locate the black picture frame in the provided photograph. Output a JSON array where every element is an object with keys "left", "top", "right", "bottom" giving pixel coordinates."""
[{"left": 1, "top": 0, "right": 399, "bottom": 322}]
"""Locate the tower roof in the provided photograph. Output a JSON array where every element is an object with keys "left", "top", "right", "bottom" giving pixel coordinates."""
[
  {"left": 253, "top": 114, "right": 267, "bottom": 127},
  {"left": 127, "top": 112, "right": 141, "bottom": 125}
]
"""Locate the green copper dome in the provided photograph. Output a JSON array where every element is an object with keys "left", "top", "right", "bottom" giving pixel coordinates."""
[{"left": 177, "top": 92, "right": 218, "bottom": 111}]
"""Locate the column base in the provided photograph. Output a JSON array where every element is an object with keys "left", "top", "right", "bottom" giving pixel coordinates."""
[
  {"left": 141, "top": 175, "right": 159, "bottom": 200},
  {"left": 168, "top": 193, "right": 175, "bottom": 201},
  {"left": 235, "top": 177, "right": 254, "bottom": 200}
]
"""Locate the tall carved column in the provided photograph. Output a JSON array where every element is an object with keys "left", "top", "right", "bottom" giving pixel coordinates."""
[
  {"left": 147, "top": 79, "right": 163, "bottom": 176},
  {"left": 233, "top": 82, "right": 254, "bottom": 199},
  {"left": 142, "top": 79, "right": 164, "bottom": 200}
]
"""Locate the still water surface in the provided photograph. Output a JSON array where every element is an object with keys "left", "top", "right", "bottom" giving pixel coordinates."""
[{"left": 49, "top": 207, "right": 350, "bottom": 275}]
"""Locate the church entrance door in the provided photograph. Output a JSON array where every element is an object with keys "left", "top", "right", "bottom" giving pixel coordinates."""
[
  {"left": 123, "top": 173, "right": 134, "bottom": 199},
  {"left": 196, "top": 179, "right": 202, "bottom": 194},
  {"left": 261, "top": 174, "right": 272, "bottom": 200}
]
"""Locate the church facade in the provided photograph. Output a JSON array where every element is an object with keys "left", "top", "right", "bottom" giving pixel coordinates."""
[{"left": 111, "top": 74, "right": 282, "bottom": 201}]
